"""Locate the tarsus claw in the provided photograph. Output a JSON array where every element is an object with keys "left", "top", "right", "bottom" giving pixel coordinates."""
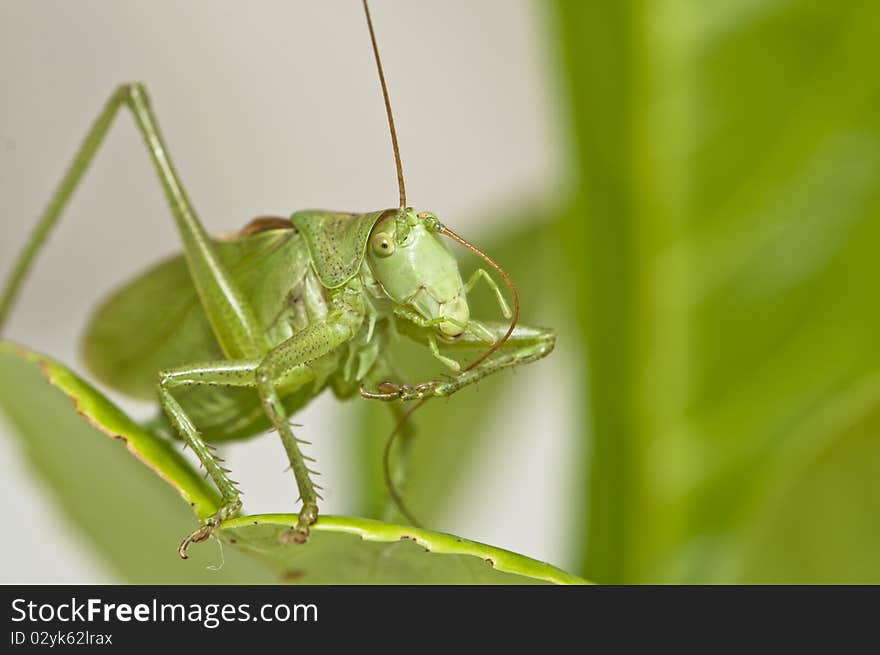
[
  {"left": 178, "top": 522, "right": 214, "bottom": 559},
  {"left": 279, "top": 503, "right": 319, "bottom": 545},
  {"left": 178, "top": 499, "right": 241, "bottom": 559}
]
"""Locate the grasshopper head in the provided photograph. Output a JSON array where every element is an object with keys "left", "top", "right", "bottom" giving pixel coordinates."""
[{"left": 366, "top": 209, "right": 469, "bottom": 337}]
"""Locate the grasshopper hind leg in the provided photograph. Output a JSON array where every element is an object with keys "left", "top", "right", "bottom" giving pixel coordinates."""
[{"left": 0, "top": 80, "right": 332, "bottom": 556}]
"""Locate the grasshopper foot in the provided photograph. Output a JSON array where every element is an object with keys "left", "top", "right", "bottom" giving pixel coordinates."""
[
  {"left": 178, "top": 523, "right": 214, "bottom": 559},
  {"left": 178, "top": 498, "right": 242, "bottom": 559},
  {"left": 279, "top": 502, "right": 319, "bottom": 545}
]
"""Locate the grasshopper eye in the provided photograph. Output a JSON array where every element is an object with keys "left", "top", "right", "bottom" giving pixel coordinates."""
[{"left": 370, "top": 232, "right": 395, "bottom": 258}]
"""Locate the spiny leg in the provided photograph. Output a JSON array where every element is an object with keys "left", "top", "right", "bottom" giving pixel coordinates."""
[
  {"left": 256, "top": 298, "right": 366, "bottom": 542},
  {"left": 256, "top": 363, "right": 322, "bottom": 545},
  {"left": 159, "top": 358, "right": 317, "bottom": 556},
  {"left": 361, "top": 322, "right": 556, "bottom": 402},
  {"left": 158, "top": 361, "right": 258, "bottom": 558},
  {"left": 163, "top": 295, "right": 363, "bottom": 552},
  {"left": 0, "top": 83, "right": 265, "bottom": 360},
  {"left": 0, "top": 82, "right": 278, "bottom": 556}
]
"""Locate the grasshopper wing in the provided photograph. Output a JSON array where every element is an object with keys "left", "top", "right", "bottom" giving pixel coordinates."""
[{"left": 82, "top": 227, "right": 309, "bottom": 401}]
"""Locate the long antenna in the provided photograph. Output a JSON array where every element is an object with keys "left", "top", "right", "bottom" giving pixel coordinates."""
[{"left": 363, "top": 0, "right": 407, "bottom": 209}]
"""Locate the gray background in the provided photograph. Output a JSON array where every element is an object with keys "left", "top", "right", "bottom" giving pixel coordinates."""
[{"left": 0, "top": 0, "right": 576, "bottom": 581}]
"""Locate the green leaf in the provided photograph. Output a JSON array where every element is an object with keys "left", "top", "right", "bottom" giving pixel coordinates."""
[
  {"left": 0, "top": 341, "right": 271, "bottom": 583},
  {"left": 551, "top": 0, "right": 880, "bottom": 582},
  {"left": 0, "top": 340, "right": 587, "bottom": 584},
  {"left": 220, "top": 515, "right": 585, "bottom": 584}
]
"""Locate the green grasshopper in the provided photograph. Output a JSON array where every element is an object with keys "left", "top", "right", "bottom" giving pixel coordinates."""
[{"left": 0, "top": 1, "right": 555, "bottom": 557}]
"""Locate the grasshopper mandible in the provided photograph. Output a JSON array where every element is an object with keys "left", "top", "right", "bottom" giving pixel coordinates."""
[{"left": 0, "top": 1, "right": 555, "bottom": 558}]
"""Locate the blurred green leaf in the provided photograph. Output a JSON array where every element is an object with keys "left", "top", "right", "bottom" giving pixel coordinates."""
[
  {"left": 734, "top": 373, "right": 880, "bottom": 582},
  {"left": 551, "top": 0, "right": 880, "bottom": 581},
  {"left": 0, "top": 341, "right": 586, "bottom": 584}
]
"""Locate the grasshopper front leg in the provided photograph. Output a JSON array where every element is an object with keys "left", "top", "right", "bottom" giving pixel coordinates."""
[
  {"left": 361, "top": 322, "right": 555, "bottom": 402},
  {"left": 260, "top": 287, "right": 366, "bottom": 543},
  {"left": 157, "top": 358, "right": 317, "bottom": 556},
  {"left": 160, "top": 290, "right": 364, "bottom": 556},
  {"left": 159, "top": 355, "right": 319, "bottom": 557}
]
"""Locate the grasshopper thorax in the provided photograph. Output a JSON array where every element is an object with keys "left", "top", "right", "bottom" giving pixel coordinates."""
[{"left": 366, "top": 209, "right": 469, "bottom": 337}]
